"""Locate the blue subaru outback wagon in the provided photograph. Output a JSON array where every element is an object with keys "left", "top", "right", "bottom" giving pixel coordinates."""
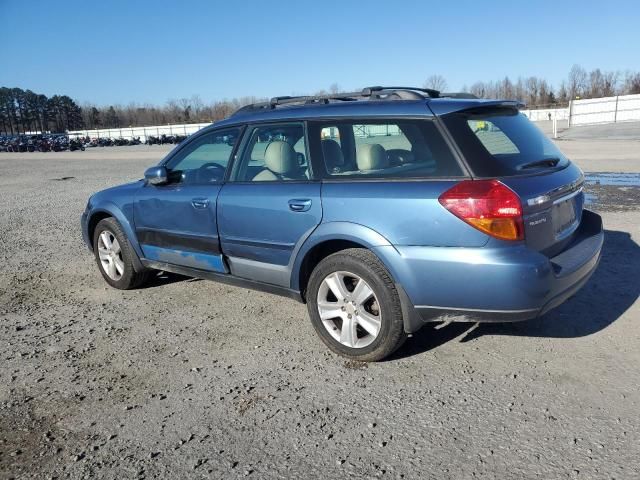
[{"left": 81, "top": 86, "right": 603, "bottom": 361}]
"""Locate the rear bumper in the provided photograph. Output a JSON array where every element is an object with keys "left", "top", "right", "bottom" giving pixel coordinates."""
[{"left": 378, "top": 210, "right": 603, "bottom": 333}]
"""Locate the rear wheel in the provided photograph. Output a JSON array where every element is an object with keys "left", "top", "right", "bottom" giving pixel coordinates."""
[
  {"left": 93, "top": 217, "right": 150, "bottom": 289},
  {"left": 306, "top": 249, "right": 406, "bottom": 361}
]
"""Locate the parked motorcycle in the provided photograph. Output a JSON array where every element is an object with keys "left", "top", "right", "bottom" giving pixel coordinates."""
[{"left": 69, "top": 138, "right": 85, "bottom": 151}]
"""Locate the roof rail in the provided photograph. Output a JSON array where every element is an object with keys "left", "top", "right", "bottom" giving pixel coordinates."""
[
  {"left": 363, "top": 86, "right": 441, "bottom": 98},
  {"left": 231, "top": 86, "right": 441, "bottom": 117},
  {"left": 439, "top": 92, "right": 479, "bottom": 99}
]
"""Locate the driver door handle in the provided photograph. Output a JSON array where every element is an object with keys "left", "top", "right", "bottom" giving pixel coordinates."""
[
  {"left": 288, "top": 199, "right": 312, "bottom": 212},
  {"left": 191, "top": 198, "right": 209, "bottom": 209}
]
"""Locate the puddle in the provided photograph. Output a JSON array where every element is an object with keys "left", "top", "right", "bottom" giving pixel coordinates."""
[
  {"left": 584, "top": 192, "right": 598, "bottom": 206},
  {"left": 584, "top": 173, "right": 640, "bottom": 187},
  {"left": 583, "top": 173, "right": 640, "bottom": 211}
]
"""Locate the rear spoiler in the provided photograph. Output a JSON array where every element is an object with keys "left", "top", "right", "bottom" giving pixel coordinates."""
[{"left": 428, "top": 99, "right": 526, "bottom": 116}]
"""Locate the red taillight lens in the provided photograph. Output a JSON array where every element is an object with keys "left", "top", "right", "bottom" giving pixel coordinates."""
[{"left": 438, "top": 180, "right": 524, "bottom": 241}]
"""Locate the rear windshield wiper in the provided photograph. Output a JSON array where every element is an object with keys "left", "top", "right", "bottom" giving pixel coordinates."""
[{"left": 518, "top": 157, "right": 560, "bottom": 170}]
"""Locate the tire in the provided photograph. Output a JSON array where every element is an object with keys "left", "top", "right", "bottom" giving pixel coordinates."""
[
  {"left": 306, "top": 248, "right": 406, "bottom": 361},
  {"left": 93, "top": 217, "right": 150, "bottom": 289}
]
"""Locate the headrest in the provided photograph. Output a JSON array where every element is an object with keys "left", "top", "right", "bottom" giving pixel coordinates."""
[
  {"left": 321, "top": 139, "right": 344, "bottom": 169},
  {"left": 387, "top": 149, "right": 415, "bottom": 165},
  {"left": 356, "top": 143, "right": 388, "bottom": 171},
  {"left": 264, "top": 141, "right": 298, "bottom": 174}
]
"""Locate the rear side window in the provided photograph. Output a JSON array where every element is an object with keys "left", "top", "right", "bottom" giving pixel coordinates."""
[
  {"left": 309, "top": 120, "right": 464, "bottom": 179},
  {"left": 442, "top": 108, "right": 569, "bottom": 177}
]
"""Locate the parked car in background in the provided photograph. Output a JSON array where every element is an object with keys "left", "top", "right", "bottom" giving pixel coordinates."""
[{"left": 81, "top": 86, "right": 603, "bottom": 361}]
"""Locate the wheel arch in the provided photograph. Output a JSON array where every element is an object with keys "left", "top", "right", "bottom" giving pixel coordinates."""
[
  {"left": 291, "top": 222, "right": 399, "bottom": 300},
  {"left": 87, "top": 211, "right": 113, "bottom": 248},
  {"left": 86, "top": 204, "right": 145, "bottom": 272}
]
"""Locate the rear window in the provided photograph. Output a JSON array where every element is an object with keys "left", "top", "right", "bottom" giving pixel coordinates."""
[
  {"left": 309, "top": 120, "right": 464, "bottom": 179},
  {"left": 442, "top": 108, "right": 569, "bottom": 177}
]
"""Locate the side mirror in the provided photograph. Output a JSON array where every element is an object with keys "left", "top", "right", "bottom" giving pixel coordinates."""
[{"left": 144, "top": 166, "right": 168, "bottom": 185}]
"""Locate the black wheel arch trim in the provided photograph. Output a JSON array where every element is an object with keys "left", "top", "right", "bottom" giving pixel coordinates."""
[{"left": 90, "top": 211, "right": 146, "bottom": 273}]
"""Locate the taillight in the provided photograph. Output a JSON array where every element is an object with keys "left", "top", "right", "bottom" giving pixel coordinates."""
[{"left": 438, "top": 180, "right": 524, "bottom": 241}]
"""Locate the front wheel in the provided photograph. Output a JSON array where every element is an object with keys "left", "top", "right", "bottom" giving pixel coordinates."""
[
  {"left": 93, "top": 217, "right": 150, "bottom": 289},
  {"left": 306, "top": 249, "right": 406, "bottom": 362}
]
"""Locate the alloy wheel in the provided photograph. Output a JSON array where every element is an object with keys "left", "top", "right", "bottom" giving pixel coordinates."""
[
  {"left": 316, "top": 271, "right": 382, "bottom": 348},
  {"left": 97, "top": 230, "right": 124, "bottom": 281}
]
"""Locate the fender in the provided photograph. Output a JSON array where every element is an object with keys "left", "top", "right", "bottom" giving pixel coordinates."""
[
  {"left": 290, "top": 222, "right": 422, "bottom": 333},
  {"left": 289, "top": 221, "right": 399, "bottom": 292},
  {"left": 86, "top": 201, "right": 145, "bottom": 273}
]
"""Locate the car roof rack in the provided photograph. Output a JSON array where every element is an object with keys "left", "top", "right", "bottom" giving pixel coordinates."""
[
  {"left": 439, "top": 92, "right": 479, "bottom": 99},
  {"left": 231, "top": 86, "right": 443, "bottom": 116}
]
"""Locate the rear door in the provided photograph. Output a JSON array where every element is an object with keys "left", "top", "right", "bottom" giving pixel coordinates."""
[
  {"left": 441, "top": 107, "right": 584, "bottom": 256},
  {"left": 134, "top": 127, "right": 242, "bottom": 272},
  {"left": 217, "top": 122, "right": 322, "bottom": 287}
]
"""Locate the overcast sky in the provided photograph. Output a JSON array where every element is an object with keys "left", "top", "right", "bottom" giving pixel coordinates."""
[{"left": 1, "top": 0, "right": 639, "bottom": 105}]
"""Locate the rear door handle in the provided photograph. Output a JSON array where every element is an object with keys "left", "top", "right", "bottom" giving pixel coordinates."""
[
  {"left": 288, "top": 199, "right": 312, "bottom": 212},
  {"left": 192, "top": 197, "right": 210, "bottom": 209}
]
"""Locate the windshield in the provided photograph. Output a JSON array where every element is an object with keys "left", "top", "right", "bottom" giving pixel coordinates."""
[{"left": 442, "top": 107, "right": 569, "bottom": 177}]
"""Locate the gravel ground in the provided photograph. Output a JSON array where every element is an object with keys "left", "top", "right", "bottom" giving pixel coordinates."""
[{"left": 1, "top": 141, "right": 640, "bottom": 479}]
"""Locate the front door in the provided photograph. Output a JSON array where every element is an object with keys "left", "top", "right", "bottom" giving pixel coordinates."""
[
  {"left": 134, "top": 127, "right": 242, "bottom": 272},
  {"left": 218, "top": 122, "right": 322, "bottom": 286}
]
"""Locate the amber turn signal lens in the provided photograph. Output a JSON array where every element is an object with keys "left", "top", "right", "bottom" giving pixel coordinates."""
[{"left": 438, "top": 180, "right": 524, "bottom": 241}]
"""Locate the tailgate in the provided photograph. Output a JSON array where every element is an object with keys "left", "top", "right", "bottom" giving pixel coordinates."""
[{"left": 501, "top": 162, "right": 585, "bottom": 256}]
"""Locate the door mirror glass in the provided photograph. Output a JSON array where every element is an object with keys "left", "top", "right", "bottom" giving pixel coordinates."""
[{"left": 144, "top": 166, "right": 168, "bottom": 185}]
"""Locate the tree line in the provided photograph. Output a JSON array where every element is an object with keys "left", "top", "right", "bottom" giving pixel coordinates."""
[
  {"left": 0, "top": 87, "right": 84, "bottom": 135},
  {"left": 426, "top": 65, "right": 640, "bottom": 109},
  {"left": 78, "top": 95, "right": 266, "bottom": 131},
  {"left": 3, "top": 65, "right": 640, "bottom": 135}
]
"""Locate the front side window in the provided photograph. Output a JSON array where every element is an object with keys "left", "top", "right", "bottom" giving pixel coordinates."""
[
  {"left": 310, "top": 120, "right": 463, "bottom": 179},
  {"left": 165, "top": 128, "right": 241, "bottom": 184},
  {"left": 233, "top": 123, "right": 309, "bottom": 182}
]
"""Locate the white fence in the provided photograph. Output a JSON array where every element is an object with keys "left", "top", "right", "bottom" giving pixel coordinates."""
[
  {"left": 569, "top": 93, "right": 640, "bottom": 125},
  {"left": 67, "top": 122, "right": 212, "bottom": 143},
  {"left": 522, "top": 107, "right": 569, "bottom": 121},
  {"left": 521, "top": 93, "right": 640, "bottom": 126}
]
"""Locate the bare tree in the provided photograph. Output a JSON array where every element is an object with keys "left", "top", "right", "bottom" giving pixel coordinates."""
[
  {"left": 499, "top": 77, "right": 514, "bottom": 99},
  {"left": 538, "top": 79, "right": 553, "bottom": 105},
  {"left": 424, "top": 75, "right": 448, "bottom": 92},
  {"left": 601, "top": 70, "right": 619, "bottom": 97},
  {"left": 165, "top": 99, "right": 182, "bottom": 123},
  {"left": 469, "top": 81, "right": 487, "bottom": 98},
  {"left": 190, "top": 94, "right": 205, "bottom": 120},
  {"left": 568, "top": 64, "right": 587, "bottom": 99},
  {"left": 588, "top": 69, "right": 605, "bottom": 98},
  {"left": 525, "top": 77, "right": 540, "bottom": 105},
  {"left": 623, "top": 71, "right": 640, "bottom": 94},
  {"left": 557, "top": 81, "right": 568, "bottom": 103},
  {"left": 514, "top": 78, "right": 526, "bottom": 102}
]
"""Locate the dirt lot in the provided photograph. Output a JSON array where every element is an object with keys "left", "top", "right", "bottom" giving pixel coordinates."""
[{"left": 1, "top": 135, "right": 640, "bottom": 479}]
